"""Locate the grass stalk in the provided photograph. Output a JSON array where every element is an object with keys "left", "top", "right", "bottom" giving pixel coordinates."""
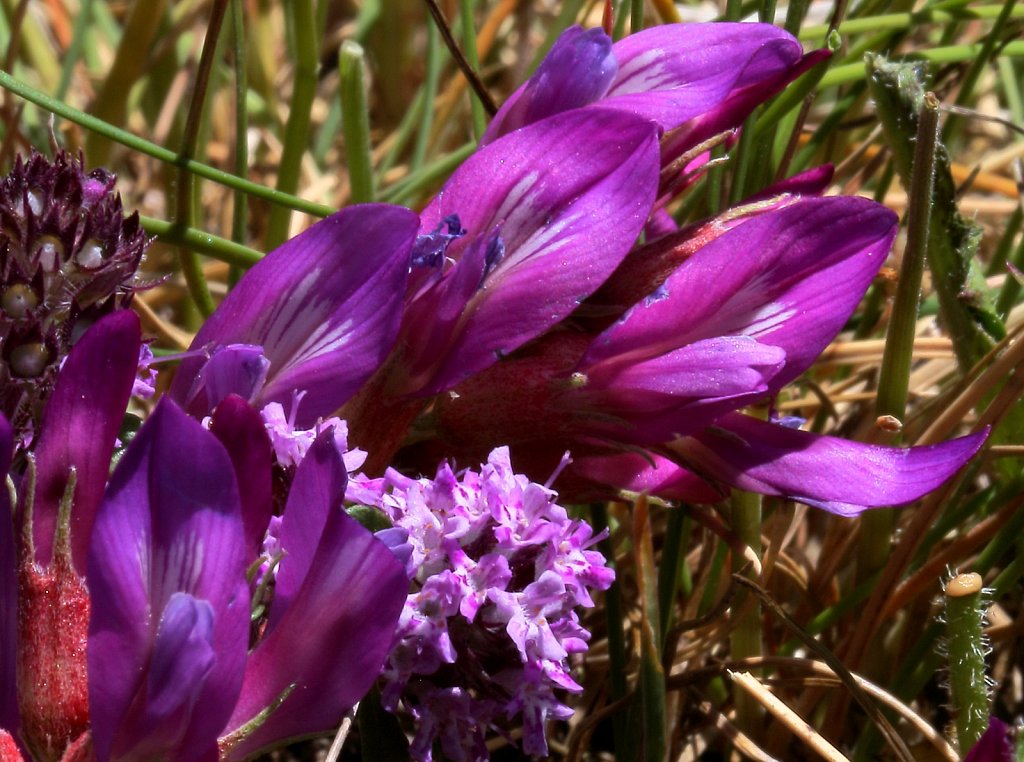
[
  {"left": 264, "top": 0, "right": 319, "bottom": 249},
  {"left": 339, "top": 41, "right": 375, "bottom": 204}
]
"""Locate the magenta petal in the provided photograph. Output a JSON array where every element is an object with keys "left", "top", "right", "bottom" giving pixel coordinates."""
[
  {"left": 265, "top": 429, "right": 347, "bottom": 634},
  {"left": 210, "top": 395, "right": 273, "bottom": 554},
  {"left": 580, "top": 336, "right": 787, "bottom": 441},
  {"left": 88, "top": 400, "right": 249, "bottom": 761},
  {"left": 669, "top": 413, "right": 989, "bottom": 516},
  {"left": 964, "top": 717, "right": 1014, "bottom": 762},
  {"left": 171, "top": 205, "right": 419, "bottom": 426},
  {"left": 30, "top": 309, "right": 140, "bottom": 572},
  {"left": 225, "top": 511, "right": 407, "bottom": 757},
  {"left": 604, "top": 23, "right": 803, "bottom": 131},
  {"left": 573, "top": 450, "right": 722, "bottom": 503},
  {"left": 0, "top": 416, "right": 16, "bottom": 737},
  {"left": 482, "top": 26, "right": 617, "bottom": 143},
  {"left": 408, "top": 108, "right": 659, "bottom": 393},
  {"left": 181, "top": 345, "right": 270, "bottom": 413},
  {"left": 585, "top": 335, "right": 785, "bottom": 406},
  {"left": 583, "top": 196, "right": 897, "bottom": 393}
]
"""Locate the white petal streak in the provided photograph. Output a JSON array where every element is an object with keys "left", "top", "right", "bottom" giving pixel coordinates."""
[{"left": 608, "top": 49, "right": 673, "bottom": 94}]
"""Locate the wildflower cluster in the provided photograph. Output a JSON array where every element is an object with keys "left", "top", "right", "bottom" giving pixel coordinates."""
[
  {"left": 0, "top": 17, "right": 994, "bottom": 762},
  {"left": 371, "top": 449, "right": 613, "bottom": 760}
]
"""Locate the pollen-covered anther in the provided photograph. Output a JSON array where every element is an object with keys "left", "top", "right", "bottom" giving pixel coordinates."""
[
  {"left": 569, "top": 372, "right": 588, "bottom": 388},
  {"left": 10, "top": 343, "right": 51, "bottom": 378},
  {"left": 2, "top": 284, "right": 39, "bottom": 317}
]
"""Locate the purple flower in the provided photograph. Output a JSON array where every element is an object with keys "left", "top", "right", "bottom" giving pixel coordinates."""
[
  {"left": 0, "top": 151, "right": 147, "bottom": 445},
  {"left": 343, "top": 107, "right": 660, "bottom": 466},
  {"left": 396, "top": 107, "right": 660, "bottom": 397},
  {"left": 427, "top": 195, "right": 987, "bottom": 515},
  {"left": 170, "top": 204, "right": 418, "bottom": 427},
  {"left": 85, "top": 397, "right": 409, "bottom": 760},
  {"left": 483, "top": 23, "right": 823, "bottom": 173},
  {"left": 1, "top": 310, "right": 139, "bottom": 761},
  {"left": 373, "top": 447, "right": 613, "bottom": 760}
]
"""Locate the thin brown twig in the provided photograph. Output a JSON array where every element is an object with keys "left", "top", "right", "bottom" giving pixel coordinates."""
[
  {"left": 732, "top": 575, "right": 914, "bottom": 762},
  {"left": 422, "top": 0, "right": 498, "bottom": 117}
]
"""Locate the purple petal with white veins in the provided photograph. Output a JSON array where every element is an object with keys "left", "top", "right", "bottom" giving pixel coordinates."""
[
  {"left": 88, "top": 400, "right": 249, "bottom": 761},
  {"left": 604, "top": 23, "right": 803, "bottom": 132},
  {"left": 31, "top": 309, "right": 140, "bottom": 572},
  {"left": 482, "top": 26, "right": 617, "bottom": 144},
  {"left": 225, "top": 510, "right": 407, "bottom": 757},
  {"left": 171, "top": 205, "right": 418, "bottom": 427},
  {"left": 659, "top": 47, "right": 827, "bottom": 165},
  {"left": 406, "top": 108, "right": 659, "bottom": 394},
  {"left": 669, "top": 413, "right": 989, "bottom": 516},
  {"left": 0, "top": 416, "right": 16, "bottom": 737},
  {"left": 210, "top": 395, "right": 274, "bottom": 554},
  {"left": 265, "top": 429, "right": 347, "bottom": 634},
  {"left": 583, "top": 196, "right": 897, "bottom": 393}
]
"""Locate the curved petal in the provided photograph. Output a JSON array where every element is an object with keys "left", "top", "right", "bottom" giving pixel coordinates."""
[
  {"left": 209, "top": 395, "right": 273, "bottom": 554},
  {"left": 605, "top": 23, "right": 804, "bottom": 131},
  {"left": 88, "top": 400, "right": 249, "bottom": 761},
  {"left": 265, "top": 429, "right": 347, "bottom": 634},
  {"left": 583, "top": 196, "right": 898, "bottom": 393},
  {"left": 584, "top": 335, "right": 785, "bottom": 411},
  {"left": 572, "top": 450, "right": 722, "bottom": 503},
  {"left": 171, "top": 205, "right": 419, "bottom": 427},
  {"left": 579, "top": 336, "right": 787, "bottom": 441},
  {"left": 406, "top": 108, "right": 660, "bottom": 394},
  {"left": 31, "top": 309, "right": 140, "bottom": 572},
  {"left": 225, "top": 511, "right": 407, "bottom": 757},
  {"left": 668, "top": 413, "right": 989, "bottom": 516},
  {"left": 482, "top": 26, "right": 617, "bottom": 143},
  {"left": 0, "top": 416, "right": 17, "bottom": 738}
]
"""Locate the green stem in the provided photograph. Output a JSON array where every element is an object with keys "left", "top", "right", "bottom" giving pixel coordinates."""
[
  {"left": 591, "top": 503, "right": 629, "bottom": 761},
  {"left": 411, "top": 24, "right": 441, "bottom": 171},
  {"left": 264, "top": 0, "right": 319, "bottom": 249},
  {"left": 458, "top": 0, "right": 487, "bottom": 140},
  {"left": 339, "top": 41, "right": 375, "bottom": 204},
  {"left": 140, "top": 216, "right": 262, "bottom": 267},
  {"left": 822, "top": 40, "right": 1024, "bottom": 88},
  {"left": 229, "top": 0, "right": 248, "bottom": 288},
  {"left": 657, "top": 509, "right": 689, "bottom": 645},
  {"left": 859, "top": 93, "right": 939, "bottom": 585},
  {"left": 995, "top": 225, "right": 1024, "bottom": 318},
  {"left": 0, "top": 69, "right": 335, "bottom": 218},
  {"left": 176, "top": 0, "right": 231, "bottom": 317},
  {"left": 944, "top": 573, "right": 991, "bottom": 753},
  {"left": 631, "top": 0, "right": 645, "bottom": 30},
  {"left": 729, "top": 486, "right": 763, "bottom": 735},
  {"left": 942, "top": 0, "right": 1019, "bottom": 144},
  {"left": 634, "top": 497, "right": 666, "bottom": 762},
  {"left": 383, "top": 142, "right": 474, "bottom": 207},
  {"left": 799, "top": 3, "right": 1024, "bottom": 41}
]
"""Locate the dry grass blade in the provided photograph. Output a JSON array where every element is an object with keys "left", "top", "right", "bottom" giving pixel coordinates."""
[
  {"left": 729, "top": 670, "right": 850, "bottom": 762},
  {"left": 732, "top": 575, "right": 914, "bottom": 762}
]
